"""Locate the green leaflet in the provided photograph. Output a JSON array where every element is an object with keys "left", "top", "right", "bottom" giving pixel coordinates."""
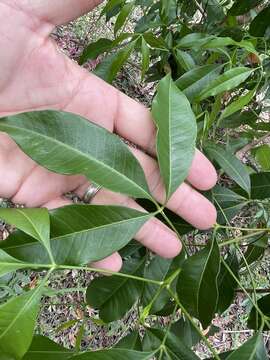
[
  {"left": 177, "top": 238, "right": 220, "bottom": 329},
  {"left": 143, "top": 328, "right": 199, "bottom": 359},
  {"left": 0, "top": 249, "right": 32, "bottom": 277},
  {"left": 79, "top": 38, "right": 113, "bottom": 64},
  {"left": 229, "top": 0, "right": 264, "bottom": 16},
  {"left": 71, "top": 349, "right": 154, "bottom": 360},
  {"left": 0, "top": 208, "right": 51, "bottom": 260},
  {"left": 197, "top": 67, "right": 254, "bottom": 101},
  {"left": 114, "top": 2, "right": 134, "bottom": 35},
  {"left": 115, "top": 331, "right": 142, "bottom": 351},
  {"left": 0, "top": 284, "right": 44, "bottom": 359},
  {"left": 22, "top": 336, "right": 72, "bottom": 360},
  {"left": 152, "top": 74, "right": 197, "bottom": 200},
  {"left": 217, "top": 251, "right": 239, "bottom": 314},
  {"left": 86, "top": 258, "right": 145, "bottom": 322},
  {"left": 141, "top": 37, "right": 150, "bottom": 79},
  {"left": 248, "top": 294, "right": 270, "bottom": 331},
  {"left": 0, "top": 205, "right": 151, "bottom": 265},
  {"left": 250, "top": 172, "right": 270, "bottom": 200},
  {"left": 0, "top": 110, "right": 150, "bottom": 200},
  {"left": 220, "top": 88, "right": 257, "bottom": 120},
  {"left": 175, "top": 64, "right": 223, "bottom": 102},
  {"left": 94, "top": 39, "right": 137, "bottom": 83},
  {"left": 142, "top": 254, "right": 185, "bottom": 314},
  {"left": 253, "top": 145, "right": 270, "bottom": 170},
  {"left": 174, "top": 49, "right": 195, "bottom": 72},
  {"left": 205, "top": 144, "right": 251, "bottom": 196},
  {"left": 211, "top": 185, "right": 248, "bottom": 224},
  {"left": 226, "top": 333, "right": 268, "bottom": 360},
  {"left": 249, "top": 6, "right": 270, "bottom": 37}
]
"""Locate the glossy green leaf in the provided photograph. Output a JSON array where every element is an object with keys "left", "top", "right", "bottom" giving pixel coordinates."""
[
  {"left": 219, "top": 110, "right": 258, "bottom": 129},
  {"left": 175, "top": 64, "right": 223, "bottom": 102},
  {"left": 115, "top": 331, "right": 142, "bottom": 351},
  {"left": 0, "top": 285, "right": 44, "bottom": 359},
  {"left": 71, "top": 349, "right": 154, "bottom": 360},
  {"left": 94, "top": 39, "right": 137, "bottom": 83},
  {"left": 79, "top": 38, "right": 113, "bottom": 65},
  {"left": 100, "top": 0, "right": 125, "bottom": 18},
  {"left": 250, "top": 172, "right": 270, "bottom": 200},
  {"left": 205, "top": 144, "right": 251, "bottom": 196},
  {"left": 0, "top": 208, "right": 51, "bottom": 256},
  {"left": 170, "top": 317, "right": 201, "bottom": 348},
  {"left": 229, "top": 0, "right": 264, "bottom": 16},
  {"left": 0, "top": 250, "right": 32, "bottom": 277},
  {"left": 226, "top": 333, "right": 268, "bottom": 360},
  {"left": 143, "top": 328, "right": 199, "bottom": 359},
  {"left": 249, "top": 6, "right": 270, "bottom": 37},
  {"left": 177, "top": 238, "right": 220, "bottom": 328},
  {"left": 0, "top": 111, "right": 150, "bottom": 199},
  {"left": 248, "top": 294, "right": 270, "bottom": 331},
  {"left": 176, "top": 33, "right": 214, "bottom": 48},
  {"left": 22, "top": 336, "right": 72, "bottom": 360},
  {"left": 253, "top": 145, "right": 270, "bottom": 170},
  {"left": 220, "top": 88, "right": 257, "bottom": 120},
  {"left": 198, "top": 68, "right": 253, "bottom": 101},
  {"left": 245, "top": 236, "right": 268, "bottom": 265},
  {"left": 114, "top": 2, "right": 134, "bottom": 35},
  {"left": 175, "top": 49, "right": 195, "bottom": 72},
  {"left": 152, "top": 74, "right": 197, "bottom": 199},
  {"left": 0, "top": 205, "right": 151, "bottom": 265},
  {"left": 143, "top": 32, "right": 168, "bottom": 50},
  {"left": 86, "top": 258, "right": 145, "bottom": 322},
  {"left": 217, "top": 251, "right": 239, "bottom": 314}
]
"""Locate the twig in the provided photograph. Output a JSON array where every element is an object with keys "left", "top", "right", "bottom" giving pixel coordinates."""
[{"left": 236, "top": 131, "right": 270, "bottom": 159}]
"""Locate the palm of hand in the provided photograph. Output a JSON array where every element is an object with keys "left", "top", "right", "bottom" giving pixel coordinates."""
[{"left": 0, "top": 0, "right": 218, "bottom": 271}]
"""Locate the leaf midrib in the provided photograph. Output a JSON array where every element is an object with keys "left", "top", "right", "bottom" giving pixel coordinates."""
[
  {"left": 3, "top": 213, "right": 150, "bottom": 252},
  {"left": 0, "top": 122, "right": 149, "bottom": 198}
]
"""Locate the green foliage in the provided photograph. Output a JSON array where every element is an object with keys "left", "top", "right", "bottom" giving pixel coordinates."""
[{"left": 0, "top": 0, "right": 270, "bottom": 359}]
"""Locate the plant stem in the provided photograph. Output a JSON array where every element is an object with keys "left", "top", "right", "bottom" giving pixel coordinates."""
[
  {"left": 221, "top": 257, "right": 270, "bottom": 329},
  {"left": 167, "top": 287, "right": 221, "bottom": 360},
  {"left": 216, "top": 224, "right": 270, "bottom": 233},
  {"left": 218, "top": 230, "right": 266, "bottom": 247},
  {"left": 160, "top": 210, "right": 189, "bottom": 254},
  {"left": 57, "top": 264, "right": 164, "bottom": 286}
]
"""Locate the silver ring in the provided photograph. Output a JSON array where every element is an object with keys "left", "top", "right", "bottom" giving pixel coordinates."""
[{"left": 83, "top": 183, "right": 102, "bottom": 203}]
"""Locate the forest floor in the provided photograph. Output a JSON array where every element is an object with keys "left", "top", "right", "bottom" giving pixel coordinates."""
[{"left": 0, "top": 5, "right": 269, "bottom": 359}]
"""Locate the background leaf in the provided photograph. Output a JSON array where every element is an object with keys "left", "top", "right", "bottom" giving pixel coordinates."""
[
  {"left": 248, "top": 294, "right": 270, "bottom": 331},
  {"left": 86, "top": 258, "right": 145, "bottom": 322},
  {"left": 226, "top": 333, "right": 268, "bottom": 360},
  {"left": 205, "top": 144, "right": 251, "bottom": 196},
  {"left": 94, "top": 40, "right": 137, "bottom": 83},
  {"left": 198, "top": 68, "right": 253, "bottom": 101},
  {"left": 177, "top": 238, "right": 220, "bottom": 328}
]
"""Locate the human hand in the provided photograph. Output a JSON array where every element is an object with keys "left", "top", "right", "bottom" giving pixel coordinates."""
[{"left": 0, "top": 0, "right": 217, "bottom": 271}]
